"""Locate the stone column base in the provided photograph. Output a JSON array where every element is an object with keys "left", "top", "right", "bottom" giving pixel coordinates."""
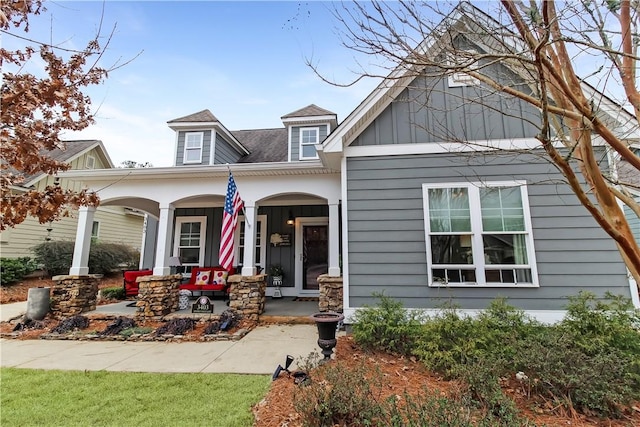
[
  {"left": 228, "top": 274, "right": 266, "bottom": 321},
  {"left": 135, "top": 274, "right": 182, "bottom": 321},
  {"left": 318, "top": 274, "right": 343, "bottom": 313},
  {"left": 51, "top": 275, "right": 100, "bottom": 319}
]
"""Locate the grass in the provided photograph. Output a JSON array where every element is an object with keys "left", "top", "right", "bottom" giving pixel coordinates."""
[{"left": 1, "top": 368, "right": 270, "bottom": 427}]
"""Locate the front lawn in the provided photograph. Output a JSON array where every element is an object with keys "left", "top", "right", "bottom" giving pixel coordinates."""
[{"left": 1, "top": 368, "right": 270, "bottom": 427}]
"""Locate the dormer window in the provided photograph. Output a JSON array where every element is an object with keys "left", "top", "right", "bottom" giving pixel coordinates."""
[
  {"left": 184, "top": 132, "right": 204, "bottom": 163},
  {"left": 300, "top": 127, "right": 320, "bottom": 160},
  {"left": 85, "top": 155, "right": 95, "bottom": 169}
]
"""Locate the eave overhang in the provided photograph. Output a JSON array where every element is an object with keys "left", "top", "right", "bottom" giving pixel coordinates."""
[{"left": 60, "top": 161, "right": 338, "bottom": 183}]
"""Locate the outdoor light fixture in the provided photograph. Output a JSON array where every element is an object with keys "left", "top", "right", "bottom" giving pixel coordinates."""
[
  {"left": 286, "top": 210, "right": 295, "bottom": 226},
  {"left": 168, "top": 256, "right": 182, "bottom": 274},
  {"left": 272, "top": 354, "right": 294, "bottom": 381}
]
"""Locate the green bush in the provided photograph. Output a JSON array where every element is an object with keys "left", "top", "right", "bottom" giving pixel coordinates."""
[
  {"left": 0, "top": 257, "right": 38, "bottom": 286},
  {"left": 100, "top": 286, "right": 125, "bottom": 300},
  {"left": 293, "top": 362, "right": 385, "bottom": 427},
  {"left": 351, "top": 293, "right": 424, "bottom": 355},
  {"left": 32, "top": 241, "right": 139, "bottom": 276},
  {"left": 357, "top": 294, "right": 640, "bottom": 419}
]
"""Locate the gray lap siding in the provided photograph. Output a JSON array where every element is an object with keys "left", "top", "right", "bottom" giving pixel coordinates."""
[{"left": 346, "top": 153, "right": 631, "bottom": 311}]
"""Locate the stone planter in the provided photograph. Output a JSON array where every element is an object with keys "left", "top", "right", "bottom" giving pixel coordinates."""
[
  {"left": 26, "top": 287, "right": 50, "bottom": 320},
  {"left": 310, "top": 311, "right": 345, "bottom": 361}
]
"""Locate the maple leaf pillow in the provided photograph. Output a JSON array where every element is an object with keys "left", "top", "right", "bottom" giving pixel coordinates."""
[{"left": 194, "top": 270, "right": 211, "bottom": 285}]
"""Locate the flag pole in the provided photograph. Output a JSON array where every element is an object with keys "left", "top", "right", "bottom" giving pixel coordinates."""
[{"left": 226, "top": 164, "right": 250, "bottom": 228}]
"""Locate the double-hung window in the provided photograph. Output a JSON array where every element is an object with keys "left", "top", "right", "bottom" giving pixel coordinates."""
[
  {"left": 299, "top": 127, "right": 319, "bottom": 160},
  {"left": 183, "top": 132, "right": 203, "bottom": 164},
  {"left": 173, "top": 216, "right": 206, "bottom": 274},
  {"left": 423, "top": 181, "right": 537, "bottom": 287}
]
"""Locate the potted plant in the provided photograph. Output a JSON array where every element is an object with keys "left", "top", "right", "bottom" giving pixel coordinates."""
[{"left": 268, "top": 264, "right": 284, "bottom": 297}]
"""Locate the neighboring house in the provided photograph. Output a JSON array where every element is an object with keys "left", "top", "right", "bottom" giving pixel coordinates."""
[
  {"left": 0, "top": 140, "right": 146, "bottom": 260},
  {"left": 62, "top": 5, "right": 639, "bottom": 321}
]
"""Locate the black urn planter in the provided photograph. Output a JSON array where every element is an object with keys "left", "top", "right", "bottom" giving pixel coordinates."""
[{"left": 309, "top": 312, "right": 344, "bottom": 361}]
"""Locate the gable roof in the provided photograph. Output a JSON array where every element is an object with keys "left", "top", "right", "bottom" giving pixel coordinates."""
[
  {"left": 320, "top": 2, "right": 638, "bottom": 156},
  {"left": 167, "top": 109, "right": 218, "bottom": 123},
  {"left": 19, "top": 140, "right": 113, "bottom": 187},
  {"left": 281, "top": 104, "right": 336, "bottom": 119}
]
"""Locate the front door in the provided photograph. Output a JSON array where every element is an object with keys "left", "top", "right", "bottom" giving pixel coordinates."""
[{"left": 295, "top": 217, "right": 328, "bottom": 294}]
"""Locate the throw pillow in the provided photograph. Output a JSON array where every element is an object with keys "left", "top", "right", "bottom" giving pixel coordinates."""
[
  {"left": 213, "top": 270, "right": 228, "bottom": 285},
  {"left": 194, "top": 270, "right": 211, "bottom": 285}
]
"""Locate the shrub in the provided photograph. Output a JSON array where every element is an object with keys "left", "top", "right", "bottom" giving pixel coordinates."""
[
  {"left": 293, "top": 362, "right": 385, "bottom": 427},
  {"left": 0, "top": 257, "right": 38, "bottom": 285},
  {"left": 100, "top": 286, "right": 125, "bottom": 300},
  {"left": 351, "top": 293, "right": 424, "bottom": 355},
  {"left": 32, "top": 241, "right": 139, "bottom": 276}
]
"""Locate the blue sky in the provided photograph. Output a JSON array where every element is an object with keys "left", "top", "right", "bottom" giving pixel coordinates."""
[{"left": 7, "top": 1, "right": 380, "bottom": 167}]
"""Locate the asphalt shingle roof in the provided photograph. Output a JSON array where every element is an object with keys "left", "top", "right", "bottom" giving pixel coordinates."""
[
  {"left": 168, "top": 109, "right": 218, "bottom": 123},
  {"left": 232, "top": 128, "right": 288, "bottom": 163},
  {"left": 281, "top": 104, "right": 336, "bottom": 119}
]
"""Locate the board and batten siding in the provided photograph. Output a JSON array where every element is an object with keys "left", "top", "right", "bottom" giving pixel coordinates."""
[
  {"left": 289, "top": 124, "right": 329, "bottom": 161},
  {"left": 175, "top": 130, "right": 212, "bottom": 166},
  {"left": 346, "top": 152, "right": 631, "bottom": 311},
  {"left": 352, "top": 73, "right": 540, "bottom": 146},
  {"left": 213, "top": 133, "right": 243, "bottom": 164}
]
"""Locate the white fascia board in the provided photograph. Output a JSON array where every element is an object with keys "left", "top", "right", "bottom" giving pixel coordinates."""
[
  {"left": 281, "top": 115, "right": 337, "bottom": 124},
  {"left": 167, "top": 121, "right": 216, "bottom": 130},
  {"left": 344, "top": 138, "right": 543, "bottom": 158},
  {"left": 582, "top": 84, "right": 639, "bottom": 139},
  {"left": 60, "top": 161, "right": 332, "bottom": 182},
  {"left": 316, "top": 146, "right": 341, "bottom": 171}
]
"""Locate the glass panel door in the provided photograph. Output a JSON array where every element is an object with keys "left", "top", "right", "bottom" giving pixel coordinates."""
[{"left": 302, "top": 225, "right": 328, "bottom": 290}]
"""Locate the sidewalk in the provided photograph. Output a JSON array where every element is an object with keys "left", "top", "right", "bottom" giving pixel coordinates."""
[
  {"left": 0, "top": 301, "right": 328, "bottom": 375},
  {"left": 1, "top": 324, "right": 322, "bottom": 374}
]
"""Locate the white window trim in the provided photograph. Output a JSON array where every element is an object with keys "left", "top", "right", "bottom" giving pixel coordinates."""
[
  {"left": 91, "top": 221, "right": 100, "bottom": 239},
  {"left": 234, "top": 215, "right": 267, "bottom": 272},
  {"left": 447, "top": 50, "right": 480, "bottom": 88},
  {"left": 86, "top": 155, "right": 96, "bottom": 169},
  {"left": 299, "top": 126, "right": 320, "bottom": 160},
  {"left": 422, "top": 180, "right": 539, "bottom": 288},
  {"left": 183, "top": 132, "right": 204, "bottom": 164},
  {"left": 173, "top": 216, "right": 207, "bottom": 268}
]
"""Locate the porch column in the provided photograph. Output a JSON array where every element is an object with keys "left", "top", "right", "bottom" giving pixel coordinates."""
[
  {"left": 153, "top": 203, "right": 175, "bottom": 276},
  {"left": 328, "top": 200, "right": 341, "bottom": 276},
  {"left": 241, "top": 202, "right": 257, "bottom": 276},
  {"left": 69, "top": 206, "right": 96, "bottom": 275}
]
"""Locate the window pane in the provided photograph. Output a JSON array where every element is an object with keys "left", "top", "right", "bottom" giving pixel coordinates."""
[
  {"left": 179, "top": 248, "right": 200, "bottom": 264},
  {"left": 428, "top": 187, "right": 470, "bottom": 232},
  {"left": 432, "top": 268, "right": 476, "bottom": 284},
  {"left": 485, "top": 268, "right": 532, "bottom": 284},
  {"left": 185, "top": 149, "right": 201, "bottom": 162},
  {"left": 483, "top": 234, "right": 528, "bottom": 264},
  {"left": 480, "top": 186, "right": 525, "bottom": 232},
  {"left": 430, "top": 235, "right": 473, "bottom": 264},
  {"left": 302, "top": 144, "right": 317, "bottom": 158},
  {"left": 301, "top": 129, "right": 317, "bottom": 144}
]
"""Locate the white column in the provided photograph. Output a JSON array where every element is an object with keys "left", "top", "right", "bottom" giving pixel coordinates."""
[
  {"left": 241, "top": 203, "right": 257, "bottom": 276},
  {"left": 153, "top": 204, "right": 175, "bottom": 276},
  {"left": 328, "top": 201, "right": 341, "bottom": 276},
  {"left": 69, "top": 206, "right": 96, "bottom": 275}
]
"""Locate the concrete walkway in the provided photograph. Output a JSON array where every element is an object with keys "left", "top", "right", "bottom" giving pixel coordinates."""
[
  {"left": 1, "top": 324, "right": 322, "bottom": 374},
  {"left": 0, "top": 301, "right": 331, "bottom": 375}
]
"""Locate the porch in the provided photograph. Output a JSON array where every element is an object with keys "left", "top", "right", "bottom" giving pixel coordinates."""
[{"left": 92, "top": 296, "right": 321, "bottom": 320}]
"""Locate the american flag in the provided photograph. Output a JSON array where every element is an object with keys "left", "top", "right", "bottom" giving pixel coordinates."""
[{"left": 219, "top": 172, "right": 244, "bottom": 272}]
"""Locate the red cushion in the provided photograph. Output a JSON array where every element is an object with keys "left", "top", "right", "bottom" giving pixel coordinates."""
[
  {"left": 123, "top": 270, "right": 153, "bottom": 297},
  {"left": 187, "top": 267, "right": 234, "bottom": 285}
]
